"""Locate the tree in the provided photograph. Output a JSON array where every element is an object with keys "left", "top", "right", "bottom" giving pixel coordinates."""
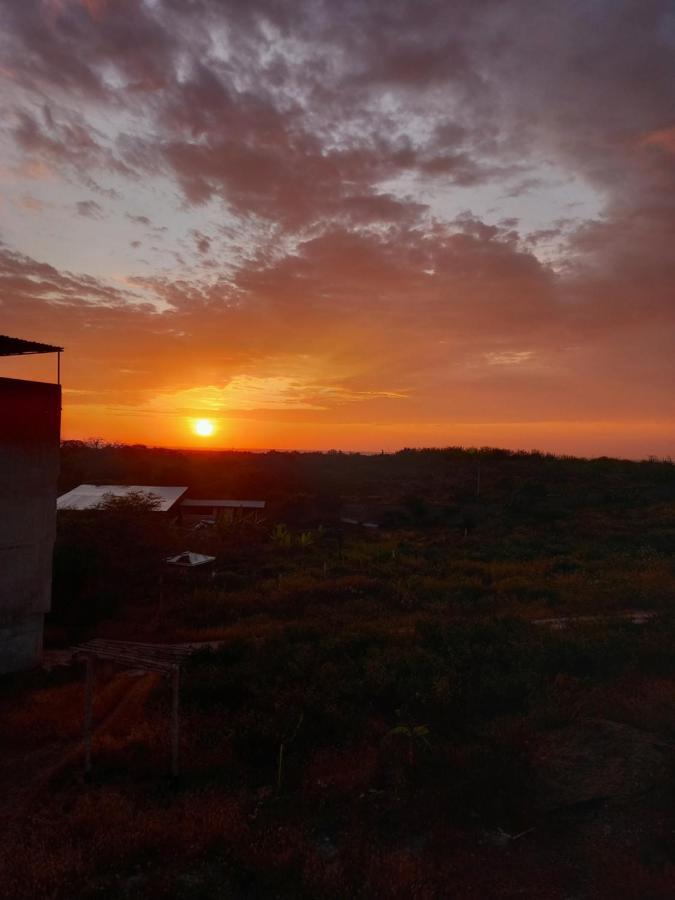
[{"left": 51, "top": 491, "right": 173, "bottom": 634}]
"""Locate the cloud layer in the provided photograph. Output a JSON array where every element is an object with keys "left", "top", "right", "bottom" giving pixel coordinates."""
[{"left": 1, "top": 0, "right": 673, "bottom": 455}]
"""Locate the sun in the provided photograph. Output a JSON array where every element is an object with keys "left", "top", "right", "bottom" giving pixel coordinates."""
[{"left": 192, "top": 418, "right": 216, "bottom": 437}]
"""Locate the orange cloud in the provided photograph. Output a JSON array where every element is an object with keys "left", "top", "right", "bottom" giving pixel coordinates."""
[{"left": 641, "top": 126, "right": 675, "bottom": 155}]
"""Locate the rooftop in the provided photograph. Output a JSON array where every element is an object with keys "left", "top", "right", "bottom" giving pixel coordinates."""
[
  {"left": 57, "top": 484, "right": 188, "bottom": 512},
  {"left": 180, "top": 499, "right": 265, "bottom": 509},
  {"left": 0, "top": 335, "right": 64, "bottom": 356},
  {"left": 166, "top": 551, "right": 216, "bottom": 568}
]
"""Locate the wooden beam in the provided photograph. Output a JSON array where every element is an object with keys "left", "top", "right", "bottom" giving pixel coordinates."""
[{"left": 74, "top": 641, "right": 192, "bottom": 782}]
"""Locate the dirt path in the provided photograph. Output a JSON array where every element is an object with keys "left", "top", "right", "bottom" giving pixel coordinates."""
[{"left": 3, "top": 670, "right": 161, "bottom": 822}]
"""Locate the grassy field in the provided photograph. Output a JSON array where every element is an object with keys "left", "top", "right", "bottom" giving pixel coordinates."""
[{"left": 2, "top": 447, "right": 675, "bottom": 898}]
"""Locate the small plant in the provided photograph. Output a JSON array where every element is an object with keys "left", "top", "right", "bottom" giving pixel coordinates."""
[
  {"left": 386, "top": 712, "right": 432, "bottom": 766},
  {"left": 298, "top": 530, "right": 315, "bottom": 549},
  {"left": 271, "top": 523, "right": 293, "bottom": 549},
  {"left": 277, "top": 712, "right": 304, "bottom": 794}
]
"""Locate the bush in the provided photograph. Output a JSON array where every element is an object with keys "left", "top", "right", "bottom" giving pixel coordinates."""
[{"left": 52, "top": 492, "right": 173, "bottom": 629}]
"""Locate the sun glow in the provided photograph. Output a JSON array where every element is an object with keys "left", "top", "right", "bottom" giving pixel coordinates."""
[{"left": 192, "top": 418, "right": 216, "bottom": 437}]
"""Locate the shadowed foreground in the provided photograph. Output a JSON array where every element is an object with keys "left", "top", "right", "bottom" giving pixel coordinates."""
[{"left": 2, "top": 447, "right": 675, "bottom": 897}]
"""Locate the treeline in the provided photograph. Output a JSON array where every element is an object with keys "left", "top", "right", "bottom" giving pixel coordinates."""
[{"left": 59, "top": 441, "right": 675, "bottom": 508}]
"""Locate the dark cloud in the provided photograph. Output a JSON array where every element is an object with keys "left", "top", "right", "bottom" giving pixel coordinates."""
[
  {"left": 0, "top": 243, "right": 139, "bottom": 308},
  {"left": 1, "top": 0, "right": 177, "bottom": 99},
  {"left": 126, "top": 214, "right": 152, "bottom": 226},
  {"left": 76, "top": 200, "right": 104, "bottom": 219},
  {"left": 191, "top": 230, "right": 211, "bottom": 254},
  {"left": 12, "top": 108, "right": 134, "bottom": 181}
]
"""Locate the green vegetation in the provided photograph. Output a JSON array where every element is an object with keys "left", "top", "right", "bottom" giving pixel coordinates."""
[{"left": 3, "top": 445, "right": 675, "bottom": 897}]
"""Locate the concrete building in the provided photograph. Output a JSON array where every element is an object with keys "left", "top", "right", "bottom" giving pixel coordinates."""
[{"left": 0, "top": 336, "right": 63, "bottom": 673}]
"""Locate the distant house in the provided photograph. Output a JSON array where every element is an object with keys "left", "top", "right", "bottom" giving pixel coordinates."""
[
  {"left": 179, "top": 498, "right": 265, "bottom": 525},
  {"left": 57, "top": 486, "right": 267, "bottom": 525},
  {"left": 57, "top": 484, "right": 188, "bottom": 514}
]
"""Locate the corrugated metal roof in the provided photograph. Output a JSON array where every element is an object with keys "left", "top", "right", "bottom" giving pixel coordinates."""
[
  {"left": 0, "top": 334, "right": 63, "bottom": 356},
  {"left": 166, "top": 551, "right": 216, "bottom": 567},
  {"left": 57, "top": 484, "right": 188, "bottom": 512},
  {"left": 181, "top": 499, "right": 266, "bottom": 508}
]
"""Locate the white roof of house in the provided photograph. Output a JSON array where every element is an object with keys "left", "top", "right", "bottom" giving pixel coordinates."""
[
  {"left": 166, "top": 551, "right": 216, "bottom": 567},
  {"left": 57, "top": 484, "right": 188, "bottom": 512},
  {"left": 180, "top": 499, "right": 265, "bottom": 509}
]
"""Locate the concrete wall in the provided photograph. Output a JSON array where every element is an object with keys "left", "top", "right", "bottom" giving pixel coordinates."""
[{"left": 0, "top": 377, "right": 61, "bottom": 673}]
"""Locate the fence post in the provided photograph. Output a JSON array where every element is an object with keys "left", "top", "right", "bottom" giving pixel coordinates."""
[
  {"left": 171, "top": 666, "right": 180, "bottom": 780},
  {"left": 84, "top": 655, "right": 94, "bottom": 780}
]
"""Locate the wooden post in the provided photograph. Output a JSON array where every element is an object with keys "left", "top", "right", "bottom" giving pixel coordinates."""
[
  {"left": 84, "top": 655, "right": 94, "bottom": 780},
  {"left": 155, "top": 571, "right": 164, "bottom": 626},
  {"left": 171, "top": 666, "right": 180, "bottom": 780}
]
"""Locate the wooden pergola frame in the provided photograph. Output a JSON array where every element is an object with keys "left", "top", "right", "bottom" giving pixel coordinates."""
[{"left": 72, "top": 639, "right": 194, "bottom": 780}]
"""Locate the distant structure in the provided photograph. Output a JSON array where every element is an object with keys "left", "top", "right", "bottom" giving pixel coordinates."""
[
  {"left": 166, "top": 551, "right": 216, "bottom": 568},
  {"left": 179, "top": 498, "right": 265, "bottom": 525},
  {"left": 57, "top": 487, "right": 266, "bottom": 524},
  {"left": 57, "top": 484, "right": 188, "bottom": 513},
  {"left": 340, "top": 500, "right": 382, "bottom": 529},
  {"left": 0, "top": 335, "right": 63, "bottom": 673}
]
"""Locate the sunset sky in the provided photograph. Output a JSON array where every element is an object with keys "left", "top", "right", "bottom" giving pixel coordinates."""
[{"left": 1, "top": 0, "right": 673, "bottom": 456}]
